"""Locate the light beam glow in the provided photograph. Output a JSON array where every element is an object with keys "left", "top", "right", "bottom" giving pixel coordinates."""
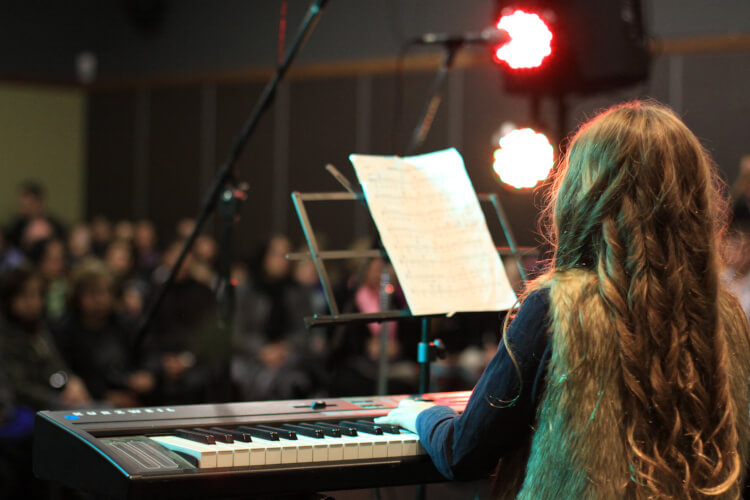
[
  {"left": 494, "top": 10, "right": 553, "bottom": 69},
  {"left": 492, "top": 127, "right": 553, "bottom": 189}
]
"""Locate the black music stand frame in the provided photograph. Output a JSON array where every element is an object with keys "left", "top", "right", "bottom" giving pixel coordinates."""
[{"left": 290, "top": 188, "right": 530, "bottom": 396}]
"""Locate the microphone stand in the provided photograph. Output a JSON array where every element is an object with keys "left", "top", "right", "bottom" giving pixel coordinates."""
[
  {"left": 405, "top": 41, "right": 462, "bottom": 156},
  {"left": 132, "top": 0, "right": 330, "bottom": 380}
]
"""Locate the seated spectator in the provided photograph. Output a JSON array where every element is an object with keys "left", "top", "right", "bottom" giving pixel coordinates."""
[
  {"left": 722, "top": 228, "right": 750, "bottom": 319},
  {"left": 134, "top": 219, "right": 160, "bottom": 279},
  {"left": 27, "top": 238, "right": 68, "bottom": 324},
  {"left": 90, "top": 215, "right": 113, "bottom": 257},
  {"left": 232, "top": 235, "right": 323, "bottom": 400},
  {"left": 176, "top": 218, "right": 195, "bottom": 240},
  {"left": 191, "top": 233, "right": 218, "bottom": 288},
  {"left": 67, "top": 222, "right": 93, "bottom": 266},
  {"left": 18, "top": 216, "right": 55, "bottom": 256},
  {"left": 0, "top": 232, "right": 24, "bottom": 275},
  {"left": 0, "top": 266, "right": 91, "bottom": 411},
  {"left": 730, "top": 154, "right": 750, "bottom": 230},
  {"left": 105, "top": 238, "right": 136, "bottom": 285},
  {"left": 5, "top": 181, "right": 65, "bottom": 250},
  {"left": 53, "top": 259, "right": 155, "bottom": 407},
  {"left": 0, "top": 363, "right": 42, "bottom": 498},
  {"left": 114, "top": 220, "right": 135, "bottom": 243},
  {"left": 148, "top": 240, "right": 225, "bottom": 404},
  {"left": 326, "top": 256, "right": 419, "bottom": 396}
]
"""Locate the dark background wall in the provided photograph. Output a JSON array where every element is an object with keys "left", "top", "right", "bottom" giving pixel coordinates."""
[{"left": 1, "top": 1, "right": 749, "bottom": 258}]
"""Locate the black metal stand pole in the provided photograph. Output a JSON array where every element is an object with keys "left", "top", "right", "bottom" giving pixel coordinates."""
[
  {"left": 405, "top": 43, "right": 461, "bottom": 155},
  {"left": 418, "top": 318, "right": 431, "bottom": 393},
  {"left": 133, "top": 0, "right": 329, "bottom": 353}
]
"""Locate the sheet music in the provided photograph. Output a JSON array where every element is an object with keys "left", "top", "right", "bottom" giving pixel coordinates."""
[{"left": 349, "top": 148, "right": 517, "bottom": 315}]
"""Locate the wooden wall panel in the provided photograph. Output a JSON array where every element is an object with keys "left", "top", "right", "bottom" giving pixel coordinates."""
[
  {"left": 147, "top": 86, "right": 203, "bottom": 245},
  {"left": 86, "top": 90, "right": 136, "bottom": 221},
  {"left": 287, "top": 77, "right": 358, "bottom": 252}
]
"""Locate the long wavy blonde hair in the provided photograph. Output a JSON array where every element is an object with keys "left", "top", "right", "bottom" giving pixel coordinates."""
[{"left": 525, "top": 100, "right": 750, "bottom": 498}]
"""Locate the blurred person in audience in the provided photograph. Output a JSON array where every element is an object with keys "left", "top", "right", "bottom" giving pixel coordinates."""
[
  {"left": 114, "top": 219, "right": 135, "bottom": 242},
  {"left": 191, "top": 233, "right": 218, "bottom": 287},
  {"left": 18, "top": 215, "right": 55, "bottom": 255},
  {"left": 67, "top": 222, "right": 93, "bottom": 266},
  {"left": 27, "top": 237, "right": 68, "bottom": 323},
  {"left": 120, "top": 279, "right": 148, "bottom": 326},
  {"left": 292, "top": 250, "right": 329, "bottom": 359},
  {"left": 149, "top": 240, "right": 224, "bottom": 404},
  {"left": 134, "top": 219, "right": 160, "bottom": 278},
  {"left": 722, "top": 228, "right": 750, "bottom": 319},
  {"left": 326, "top": 256, "right": 418, "bottom": 396},
  {"left": 5, "top": 181, "right": 65, "bottom": 249},
  {"left": 293, "top": 251, "right": 328, "bottom": 319},
  {"left": 176, "top": 217, "right": 195, "bottom": 240},
  {"left": 0, "top": 268, "right": 87, "bottom": 497},
  {"left": 231, "top": 260, "right": 249, "bottom": 289},
  {"left": 0, "top": 232, "right": 25, "bottom": 275},
  {"left": 233, "top": 235, "right": 322, "bottom": 400},
  {"left": 53, "top": 259, "right": 155, "bottom": 407},
  {"left": 0, "top": 266, "right": 91, "bottom": 411},
  {"left": 90, "top": 214, "right": 113, "bottom": 257},
  {"left": 105, "top": 238, "right": 136, "bottom": 284},
  {"left": 0, "top": 362, "right": 43, "bottom": 498},
  {"left": 730, "top": 154, "right": 750, "bottom": 230}
]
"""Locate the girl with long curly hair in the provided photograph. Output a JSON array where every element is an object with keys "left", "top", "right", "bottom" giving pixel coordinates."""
[{"left": 376, "top": 100, "right": 750, "bottom": 499}]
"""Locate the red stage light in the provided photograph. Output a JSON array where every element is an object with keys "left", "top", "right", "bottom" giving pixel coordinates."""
[
  {"left": 492, "top": 127, "right": 553, "bottom": 189},
  {"left": 493, "top": 10, "right": 553, "bottom": 69}
]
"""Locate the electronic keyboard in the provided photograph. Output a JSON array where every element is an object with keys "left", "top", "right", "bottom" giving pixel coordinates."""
[{"left": 34, "top": 391, "right": 470, "bottom": 499}]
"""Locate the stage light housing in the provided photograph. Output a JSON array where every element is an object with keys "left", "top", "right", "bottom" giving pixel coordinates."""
[
  {"left": 492, "top": 127, "right": 553, "bottom": 190},
  {"left": 493, "top": 10, "right": 553, "bottom": 69},
  {"left": 493, "top": 0, "right": 650, "bottom": 96}
]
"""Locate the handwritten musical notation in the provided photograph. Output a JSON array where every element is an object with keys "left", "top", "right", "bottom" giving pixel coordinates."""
[{"left": 349, "top": 148, "right": 517, "bottom": 316}]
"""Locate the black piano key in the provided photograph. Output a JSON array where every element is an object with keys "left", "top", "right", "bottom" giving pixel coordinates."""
[
  {"left": 315, "top": 421, "right": 358, "bottom": 436},
  {"left": 193, "top": 428, "right": 234, "bottom": 443},
  {"left": 175, "top": 428, "right": 215, "bottom": 444},
  {"left": 257, "top": 424, "right": 297, "bottom": 440},
  {"left": 237, "top": 425, "right": 278, "bottom": 441},
  {"left": 357, "top": 419, "right": 401, "bottom": 434},
  {"left": 300, "top": 422, "right": 341, "bottom": 438},
  {"left": 211, "top": 427, "right": 252, "bottom": 442},
  {"left": 282, "top": 423, "right": 324, "bottom": 439},
  {"left": 339, "top": 420, "right": 383, "bottom": 435}
]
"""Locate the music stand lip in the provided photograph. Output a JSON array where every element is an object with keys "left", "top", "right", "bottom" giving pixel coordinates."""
[{"left": 304, "top": 310, "right": 443, "bottom": 329}]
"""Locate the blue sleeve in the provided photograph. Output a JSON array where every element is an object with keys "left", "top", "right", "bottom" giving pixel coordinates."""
[{"left": 415, "top": 288, "right": 551, "bottom": 480}]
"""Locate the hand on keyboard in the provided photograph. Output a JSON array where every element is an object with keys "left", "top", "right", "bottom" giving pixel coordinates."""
[{"left": 374, "top": 399, "right": 436, "bottom": 433}]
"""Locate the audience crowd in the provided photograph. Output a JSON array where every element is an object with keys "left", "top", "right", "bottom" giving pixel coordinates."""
[{"left": 0, "top": 181, "right": 507, "bottom": 495}]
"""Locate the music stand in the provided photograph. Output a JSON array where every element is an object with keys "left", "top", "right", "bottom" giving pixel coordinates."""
[{"left": 290, "top": 171, "right": 531, "bottom": 395}]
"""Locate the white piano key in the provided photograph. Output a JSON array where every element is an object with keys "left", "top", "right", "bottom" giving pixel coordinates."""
[
  {"left": 252, "top": 436, "right": 295, "bottom": 464},
  {"left": 369, "top": 434, "right": 389, "bottom": 458},
  {"left": 340, "top": 434, "right": 373, "bottom": 459},
  {"left": 296, "top": 435, "right": 329, "bottom": 462},
  {"left": 399, "top": 430, "right": 419, "bottom": 456},
  {"left": 215, "top": 441, "right": 250, "bottom": 467},
  {"left": 248, "top": 437, "right": 281, "bottom": 465},
  {"left": 149, "top": 435, "right": 218, "bottom": 469},
  {"left": 337, "top": 435, "right": 361, "bottom": 460},
  {"left": 379, "top": 433, "right": 404, "bottom": 457},
  {"left": 326, "top": 439, "right": 344, "bottom": 461},
  {"left": 245, "top": 441, "right": 268, "bottom": 466},
  {"left": 283, "top": 437, "right": 313, "bottom": 463}
]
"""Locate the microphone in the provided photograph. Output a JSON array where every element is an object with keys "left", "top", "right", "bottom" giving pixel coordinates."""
[{"left": 409, "top": 27, "right": 509, "bottom": 47}]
